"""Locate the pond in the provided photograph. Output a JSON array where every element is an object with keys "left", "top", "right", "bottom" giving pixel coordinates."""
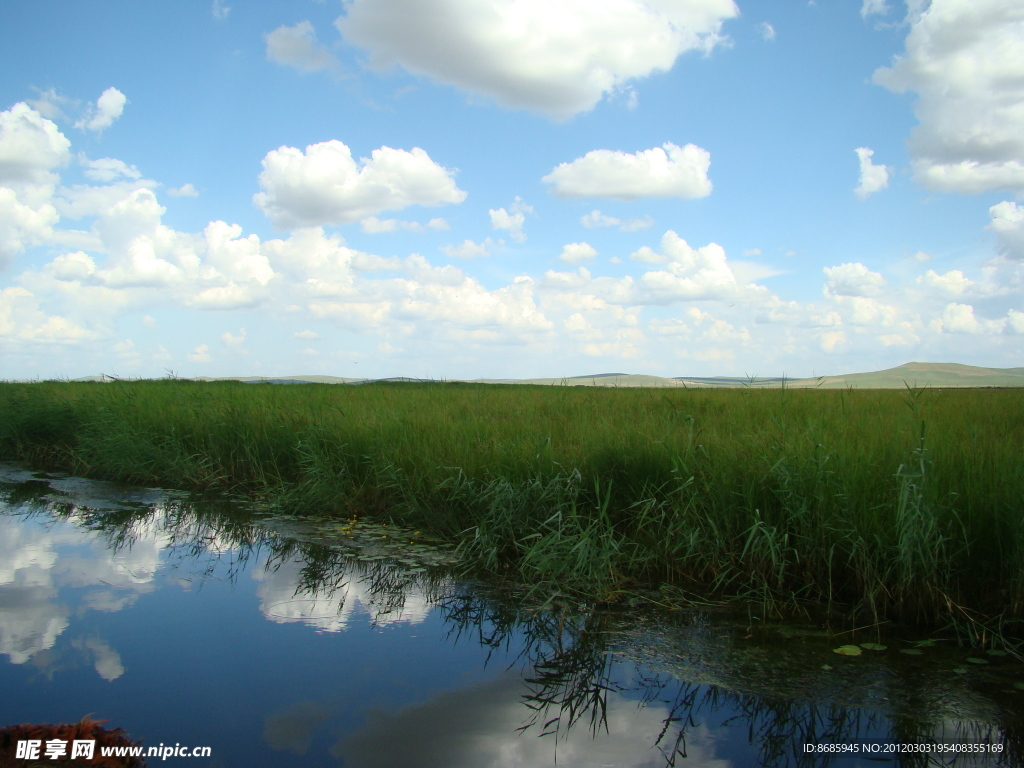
[{"left": 0, "top": 463, "right": 1021, "bottom": 767}]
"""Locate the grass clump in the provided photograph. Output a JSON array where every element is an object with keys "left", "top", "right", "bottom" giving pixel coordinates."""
[{"left": 1, "top": 378, "right": 1022, "bottom": 636}]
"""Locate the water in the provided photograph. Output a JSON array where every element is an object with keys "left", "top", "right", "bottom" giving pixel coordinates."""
[{"left": 0, "top": 464, "right": 1020, "bottom": 767}]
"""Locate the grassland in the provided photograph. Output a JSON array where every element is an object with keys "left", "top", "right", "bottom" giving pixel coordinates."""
[{"left": 1, "top": 379, "right": 1022, "bottom": 638}]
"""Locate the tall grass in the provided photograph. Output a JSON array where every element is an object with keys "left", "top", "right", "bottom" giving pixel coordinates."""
[{"left": 1, "top": 379, "right": 1022, "bottom": 633}]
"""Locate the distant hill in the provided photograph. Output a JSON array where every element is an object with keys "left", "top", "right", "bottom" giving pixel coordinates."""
[
  {"left": 62, "top": 362, "right": 1024, "bottom": 388},
  {"left": 786, "top": 362, "right": 1024, "bottom": 389}
]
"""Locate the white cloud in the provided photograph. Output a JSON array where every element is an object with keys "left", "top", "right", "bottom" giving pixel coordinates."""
[
  {"left": 0, "top": 102, "right": 69, "bottom": 266},
  {"left": 873, "top": 1, "right": 1024, "bottom": 194},
  {"left": 335, "top": 0, "right": 739, "bottom": 121},
  {"left": 254, "top": 140, "right": 466, "bottom": 229},
  {"left": 0, "top": 286, "right": 96, "bottom": 343},
  {"left": 937, "top": 302, "right": 1004, "bottom": 334},
  {"left": 854, "top": 147, "right": 890, "bottom": 199},
  {"left": 579, "top": 209, "right": 653, "bottom": 231},
  {"left": 488, "top": 197, "right": 532, "bottom": 242},
  {"left": 212, "top": 0, "right": 230, "bottom": 20},
  {"left": 620, "top": 231, "right": 742, "bottom": 304},
  {"left": 543, "top": 142, "right": 712, "bottom": 199},
  {"left": 221, "top": 328, "right": 246, "bottom": 349},
  {"left": 113, "top": 339, "right": 137, "bottom": 359},
  {"left": 265, "top": 22, "right": 339, "bottom": 73},
  {"left": 911, "top": 250, "right": 932, "bottom": 262},
  {"left": 360, "top": 215, "right": 448, "bottom": 233},
  {"left": 440, "top": 238, "right": 492, "bottom": 259},
  {"left": 79, "top": 155, "right": 141, "bottom": 183},
  {"left": 75, "top": 88, "right": 127, "bottom": 133},
  {"left": 559, "top": 242, "right": 597, "bottom": 264},
  {"left": 741, "top": 248, "right": 762, "bottom": 256},
  {"left": 918, "top": 269, "right": 973, "bottom": 296},
  {"left": 188, "top": 344, "right": 211, "bottom": 362},
  {"left": 167, "top": 183, "right": 199, "bottom": 197},
  {"left": 294, "top": 330, "right": 319, "bottom": 339},
  {"left": 26, "top": 89, "right": 70, "bottom": 122},
  {"left": 759, "top": 22, "right": 776, "bottom": 40},
  {"left": 0, "top": 102, "right": 71, "bottom": 185},
  {"left": 1007, "top": 309, "right": 1024, "bottom": 333},
  {"left": 861, "top": 0, "right": 889, "bottom": 17},
  {"left": 989, "top": 200, "right": 1024, "bottom": 259},
  {"left": 0, "top": 186, "right": 59, "bottom": 268},
  {"left": 823, "top": 262, "right": 886, "bottom": 297}
]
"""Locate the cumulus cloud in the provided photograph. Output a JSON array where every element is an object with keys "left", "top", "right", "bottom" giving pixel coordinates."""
[
  {"left": 334, "top": 0, "right": 739, "bottom": 120},
  {"left": 619, "top": 231, "right": 742, "bottom": 304},
  {"left": 759, "top": 22, "right": 776, "bottom": 40},
  {"left": 167, "top": 183, "right": 199, "bottom": 197},
  {"left": 937, "top": 302, "right": 1004, "bottom": 334},
  {"left": 440, "top": 238, "right": 492, "bottom": 259},
  {"left": 222, "top": 328, "right": 246, "bottom": 349},
  {"left": 254, "top": 140, "right": 466, "bottom": 229},
  {"left": 79, "top": 156, "right": 142, "bottom": 183},
  {"left": 0, "top": 286, "right": 97, "bottom": 344},
  {"left": 559, "top": 242, "right": 597, "bottom": 264},
  {"left": 989, "top": 200, "right": 1024, "bottom": 260},
  {"left": 579, "top": 209, "right": 653, "bottom": 231},
  {"left": 265, "top": 22, "right": 340, "bottom": 73},
  {"left": 854, "top": 147, "right": 890, "bottom": 199},
  {"left": 823, "top": 262, "right": 887, "bottom": 297},
  {"left": 873, "top": 0, "right": 1024, "bottom": 194},
  {"left": 543, "top": 143, "right": 712, "bottom": 199},
  {"left": 0, "top": 103, "right": 71, "bottom": 267},
  {"left": 0, "top": 186, "right": 59, "bottom": 268},
  {"left": 0, "top": 103, "right": 71, "bottom": 185},
  {"left": 918, "top": 269, "right": 973, "bottom": 296},
  {"left": 488, "top": 196, "right": 532, "bottom": 242},
  {"left": 188, "top": 344, "right": 211, "bottom": 362},
  {"left": 212, "top": 0, "right": 230, "bottom": 20},
  {"left": 75, "top": 88, "right": 127, "bottom": 133}
]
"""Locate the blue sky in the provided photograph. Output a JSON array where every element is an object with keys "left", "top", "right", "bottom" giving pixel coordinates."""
[{"left": 2, "top": 0, "right": 1023, "bottom": 380}]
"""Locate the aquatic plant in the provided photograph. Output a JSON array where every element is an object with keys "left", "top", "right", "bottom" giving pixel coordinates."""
[{"left": 1, "top": 379, "right": 1022, "bottom": 634}]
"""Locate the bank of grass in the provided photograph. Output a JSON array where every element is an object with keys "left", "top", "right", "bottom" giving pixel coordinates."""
[{"left": 1, "top": 379, "right": 1023, "bottom": 636}]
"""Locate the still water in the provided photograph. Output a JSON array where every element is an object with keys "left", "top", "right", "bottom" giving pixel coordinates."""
[{"left": 1, "top": 463, "right": 1021, "bottom": 767}]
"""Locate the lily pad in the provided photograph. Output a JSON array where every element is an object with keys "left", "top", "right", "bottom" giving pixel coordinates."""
[
  {"left": 860, "top": 643, "right": 887, "bottom": 651},
  {"left": 952, "top": 667, "right": 967, "bottom": 674},
  {"left": 833, "top": 645, "right": 862, "bottom": 656},
  {"left": 1014, "top": 682, "right": 1024, "bottom": 691},
  {"left": 965, "top": 657, "right": 989, "bottom": 665},
  {"left": 821, "top": 664, "right": 833, "bottom": 671},
  {"left": 899, "top": 648, "right": 924, "bottom": 656},
  {"left": 986, "top": 649, "right": 1007, "bottom": 657},
  {"left": 914, "top": 639, "right": 937, "bottom": 647}
]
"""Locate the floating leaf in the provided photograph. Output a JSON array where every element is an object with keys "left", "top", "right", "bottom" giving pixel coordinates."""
[
  {"left": 899, "top": 648, "right": 924, "bottom": 655},
  {"left": 952, "top": 667, "right": 967, "bottom": 674},
  {"left": 966, "top": 657, "right": 989, "bottom": 665},
  {"left": 860, "top": 643, "right": 887, "bottom": 651},
  {"left": 821, "top": 664, "right": 833, "bottom": 671},
  {"left": 833, "top": 645, "right": 862, "bottom": 656},
  {"left": 986, "top": 649, "right": 1007, "bottom": 657},
  {"left": 1014, "top": 682, "right": 1024, "bottom": 691},
  {"left": 914, "top": 639, "right": 937, "bottom": 647}
]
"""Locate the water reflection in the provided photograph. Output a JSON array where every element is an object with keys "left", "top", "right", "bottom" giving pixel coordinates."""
[{"left": 0, "top": 464, "right": 1020, "bottom": 768}]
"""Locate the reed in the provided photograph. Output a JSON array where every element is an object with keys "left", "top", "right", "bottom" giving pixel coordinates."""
[{"left": 1, "top": 378, "right": 1022, "bottom": 633}]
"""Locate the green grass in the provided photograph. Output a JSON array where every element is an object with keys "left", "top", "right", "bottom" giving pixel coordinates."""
[{"left": 2, "top": 378, "right": 1023, "bottom": 635}]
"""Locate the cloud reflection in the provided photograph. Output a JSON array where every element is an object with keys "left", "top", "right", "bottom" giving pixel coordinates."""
[
  {"left": 254, "top": 557, "right": 431, "bottom": 631},
  {"left": 333, "top": 674, "right": 731, "bottom": 768}
]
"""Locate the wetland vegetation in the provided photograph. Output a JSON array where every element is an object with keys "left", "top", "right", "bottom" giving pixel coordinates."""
[{"left": 1, "top": 379, "right": 1022, "bottom": 645}]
